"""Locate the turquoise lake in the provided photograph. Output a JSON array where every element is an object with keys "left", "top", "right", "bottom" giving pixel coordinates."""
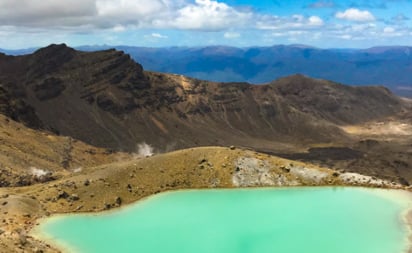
[{"left": 34, "top": 187, "right": 412, "bottom": 253}]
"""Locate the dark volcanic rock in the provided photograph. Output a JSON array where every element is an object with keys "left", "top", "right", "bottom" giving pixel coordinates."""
[
  {"left": 0, "top": 86, "right": 43, "bottom": 129},
  {"left": 0, "top": 44, "right": 406, "bottom": 152},
  {"left": 29, "top": 44, "right": 75, "bottom": 78},
  {"left": 275, "top": 147, "right": 364, "bottom": 162},
  {"left": 272, "top": 74, "right": 403, "bottom": 124},
  {"left": 33, "top": 77, "right": 66, "bottom": 100},
  {"left": 57, "top": 191, "right": 69, "bottom": 199}
]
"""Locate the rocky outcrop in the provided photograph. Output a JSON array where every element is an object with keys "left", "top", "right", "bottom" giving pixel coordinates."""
[{"left": 232, "top": 154, "right": 398, "bottom": 188}]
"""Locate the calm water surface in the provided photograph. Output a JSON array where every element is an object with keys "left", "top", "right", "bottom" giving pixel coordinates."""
[{"left": 35, "top": 187, "right": 412, "bottom": 253}]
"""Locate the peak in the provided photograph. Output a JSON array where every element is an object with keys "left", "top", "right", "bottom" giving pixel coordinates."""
[
  {"left": 39, "top": 43, "right": 73, "bottom": 50},
  {"left": 31, "top": 44, "right": 77, "bottom": 66},
  {"left": 34, "top": 44, "right": 75, "bottom": 55},
  {"left": 289, "top": 73, "right": 308, "bottom": 78},
  {"left": 47, "top": 43, "right": 70, "bottom": 49},
  {"left": 275, "top": 74, "right": 313, "bottom": 82}
]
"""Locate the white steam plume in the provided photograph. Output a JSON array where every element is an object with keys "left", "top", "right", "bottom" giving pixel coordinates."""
[
  {"left": 136, "top": 142, "right": 154, "bottom": 157},
  {"left": 30, "top": 167, "right": 49, "bottom": 178}
]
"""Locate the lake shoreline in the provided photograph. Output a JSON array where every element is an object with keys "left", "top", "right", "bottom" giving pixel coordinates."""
[
  {"left": 31, "top": 186, "right": 412, "bottom": 253},
  {"left": 404, "top": 210, "right": 412, "bottom": 253}
]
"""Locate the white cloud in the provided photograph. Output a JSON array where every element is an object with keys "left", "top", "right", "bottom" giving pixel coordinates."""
[
  {"left": 163, "top": 0, "right": 252, "bottom": 31},
  {"left": 308, "top": 16, "right": 324, "bottom": 26},
  {"left": 339, "top": 34, "right": 352, "bottom": 40},
  {"left": 335, "top": 8, "right": 375, "bottom": 22},
  {"left": 112, "top": 25, "right": 126, "bottom": 32},
  {"left": 383, "top": 27, "right": 395, "bottom": 33},
  {"left": 257, "top": 15, "right": 324, "bottom": 30},
  {"left": 381, "top": 26, "right": 404, "bottom": 37},
  {"left": 151, "top": 33, "right": 168, "bottom": 39},
  {"left": 0, "top": 1, "right": 370, "bottom": 36},
  {"left": 144, "top": 33, "right": 168, "bottom": 40},
  {"left": 224, "top": 32, "right": 241, "bottom": 38},
  {"left": 0, "top": 0, "right": 254, "bottom": 32}
]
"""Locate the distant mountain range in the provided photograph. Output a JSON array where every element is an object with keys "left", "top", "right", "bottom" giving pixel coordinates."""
[{"left": 2, "top": 44, "right": 411, "bottom": 97}]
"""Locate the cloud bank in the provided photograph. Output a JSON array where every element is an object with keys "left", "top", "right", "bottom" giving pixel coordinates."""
[
  {"left": 0, "top": 0, "right": 326, "bottom": 31},
  {"left": 0, "top": 0, "right": 411, "bottom": 48}
]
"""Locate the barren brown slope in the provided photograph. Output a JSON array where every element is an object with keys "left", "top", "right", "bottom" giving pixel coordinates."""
[
  {"left": 0, "top": 114, "right": 130, "bottom": 187},
  {"left": 0, "top": 44, "right": 405, "bottom": 153}
]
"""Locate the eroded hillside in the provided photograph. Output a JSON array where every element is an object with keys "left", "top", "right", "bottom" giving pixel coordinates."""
[
  {"left": 0, "top": 44, "right": 406, "bottom": 153},
  {"left": 0, "top": 114, "right": 130, "bottom": 187}
]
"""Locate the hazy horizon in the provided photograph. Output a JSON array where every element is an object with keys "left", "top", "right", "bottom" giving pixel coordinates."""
[{"left": 2, "top": 42, "right": 412, "bottom": 52}]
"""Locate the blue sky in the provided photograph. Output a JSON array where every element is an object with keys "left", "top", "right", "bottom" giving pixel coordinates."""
[{"left": 0, "top": 0, "right": 411, "bottom": 49}]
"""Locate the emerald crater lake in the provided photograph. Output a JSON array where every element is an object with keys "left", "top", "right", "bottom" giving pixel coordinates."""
[{"left": 34, "top": 187, "right": 412, "bottom": 253}]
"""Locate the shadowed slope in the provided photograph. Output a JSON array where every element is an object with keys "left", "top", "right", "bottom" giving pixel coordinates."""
[{"left": 0, "top": 44, "right": 405, "bottom": 152}]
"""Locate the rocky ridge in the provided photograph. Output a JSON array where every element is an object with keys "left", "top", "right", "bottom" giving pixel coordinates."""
[{"left": 0, "top": 44, "right": 406, "bottom": 152}]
